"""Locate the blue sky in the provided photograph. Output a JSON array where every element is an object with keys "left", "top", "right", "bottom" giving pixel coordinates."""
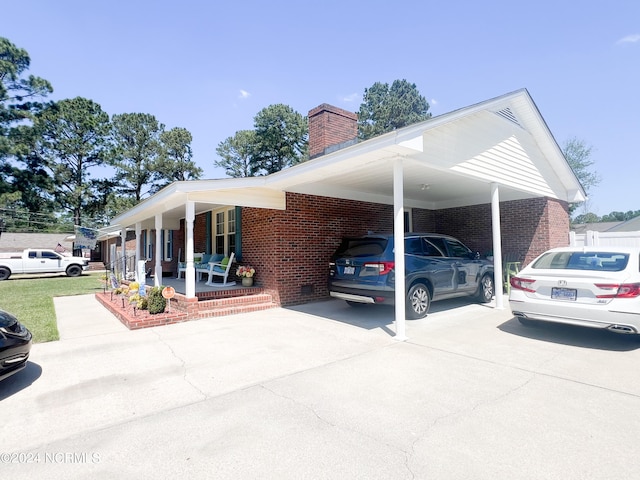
[{"left": 3, "top": 1, "right": 639, "bottom": 216}]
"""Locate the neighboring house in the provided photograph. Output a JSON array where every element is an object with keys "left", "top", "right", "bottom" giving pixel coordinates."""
[
  {"left": 102, "top": 89, "right": 586, "bottom": 329},
  {"left": 571, "top": 222, "right": 624, "bottom": 234},
  {"left": 570, "top": 218, "right": 640, "bottom": 248},
  {"left": 0, "top": 233, "right": 74, "bottom": 254},
  {"left": 607, "top": 216, "right": 640, "bottom": 232}
]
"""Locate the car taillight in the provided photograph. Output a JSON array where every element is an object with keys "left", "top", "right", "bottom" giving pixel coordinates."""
[
  {"left": 363, "top": 261, "right": 395, "bottom": 275},
  {"left": 510, "top": 276, "right": 536, "bottom": 292},
  {"left": 594, "top": 283, "right": 640, "bottom": 298}
]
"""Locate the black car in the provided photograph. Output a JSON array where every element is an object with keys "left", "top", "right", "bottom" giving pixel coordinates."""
[
  {"left": 329, "top": 233, "right": 495, "bottom": 319},
  {"left": 0, "top": 309, "right": 32, "bottom": 381}
]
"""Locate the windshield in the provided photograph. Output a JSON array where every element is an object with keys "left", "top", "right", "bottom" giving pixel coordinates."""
[{"left": 532, "top": 251, "right": 629, "bottom": 271}]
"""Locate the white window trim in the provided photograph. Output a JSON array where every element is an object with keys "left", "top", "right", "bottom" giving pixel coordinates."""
[{"left": 213, "top": 207, "right": 236, "bottom": 255}]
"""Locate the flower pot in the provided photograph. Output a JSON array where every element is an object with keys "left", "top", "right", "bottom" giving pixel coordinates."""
[{"left": 242, "top": 277, "right": 254, "bottom": 287}]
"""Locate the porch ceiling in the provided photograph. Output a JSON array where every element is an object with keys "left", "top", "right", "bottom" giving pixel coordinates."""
[{"left": 110, "top": 89, "right": 585, "bottom": 231}]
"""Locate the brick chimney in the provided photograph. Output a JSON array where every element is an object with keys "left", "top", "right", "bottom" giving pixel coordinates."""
[{"left": 308, "top": 104, "right": 358, "bottom": 159}]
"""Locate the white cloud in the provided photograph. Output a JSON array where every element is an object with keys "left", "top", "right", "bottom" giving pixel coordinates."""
[
  {"left": 430, "top": 98, "right": 438, "bottom": 106},
  {"left": 342, "top": 92, "right": 360, "bottom": 103},
  {"left": 238, "top": 89, "right": 251, "bottom": 99},
  {"left": 616, "top": 34, "right": 640, "bottom": 45}
]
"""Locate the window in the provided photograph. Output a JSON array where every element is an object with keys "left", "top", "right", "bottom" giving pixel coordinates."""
[
  {"left": 161, "top": 230, "right": 173, "bottom": 261},
  {"left": 533, "top": 251, "right": 629, "bottom": 271},
  {"left": 227, "top": 208, "right": 236, "bottom": 255},
  {"left": 405, "top": 237, "right": 423, "bottom": 255},
  {"left": 215, "top": 212, "right": 225, "bottom": 254},
  {"left": 425, "top": 237, "right": 447, "bottom": 257},
  {"left": 214, "top": 208, "right": 237, "bottom": 255},
  {"left": 140, "top": 230, "right": 153, "bottom": 260},
  {"left": 422, "top": 238, "right": 445, "bottom": 257},
  {"left": 336, "top": 238, "right": 388, "bottom": 257},
  {"left": 444, "top": 239, "right": 473, "bottom": 258}
]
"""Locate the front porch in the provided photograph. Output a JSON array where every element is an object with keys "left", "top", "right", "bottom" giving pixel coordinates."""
[{"left": 95, "top": 276, "right": 277, "bottom": 330}]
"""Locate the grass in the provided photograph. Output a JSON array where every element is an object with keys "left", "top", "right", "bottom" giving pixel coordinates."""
[{"left": 0, "top": 272, "right": 106, "bottom": 343}]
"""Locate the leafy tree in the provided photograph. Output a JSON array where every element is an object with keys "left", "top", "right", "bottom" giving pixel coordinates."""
[
  {"left": 155, "top": 127, "right": 202, "bottom": 189},
  {"left": 601, "top": 210, "right": 640, "bottom": 222},
  {"left": 110, "top": 113, "right": 164, "bottom": 201},
  {"left": 30, "top": 97, "right": 111, "bottom": 226},
  {"left": 573, "top": 212, "right": 601, "bottom": 224},
  {"left": 215, "top": 129, "right": 257, "bottom": 178},
  {"left": 358, "top": 79, "right": 431, "bottom": 140},
  {"left": 562, "top": 137, "right": 600, "bottom": 216},
  {"left": 0, "top": 37, "right": 52, "bottom": 200},
  {"left": 251, "top": 104, "right": 308, "bottom": 175},
  {"left": 103, "top": 193, "right": 138, "bottom": 222}
]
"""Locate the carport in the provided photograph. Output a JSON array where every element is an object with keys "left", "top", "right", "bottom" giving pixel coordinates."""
[{"left": 109, "top": 88, "right": 585, "bottom": 339}]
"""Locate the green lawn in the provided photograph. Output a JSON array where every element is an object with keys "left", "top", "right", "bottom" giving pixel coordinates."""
[{"left": 0, "top": 272, "right": 106, "bottom": 343}]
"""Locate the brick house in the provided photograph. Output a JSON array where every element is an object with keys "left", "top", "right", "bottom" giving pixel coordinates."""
[{"left": 103, "top": 89, "right": 585, "bottom": 331}]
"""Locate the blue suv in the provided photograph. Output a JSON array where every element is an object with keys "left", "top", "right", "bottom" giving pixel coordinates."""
[{"left": 328, "top": 233, "right": 495, "bottom": 318}]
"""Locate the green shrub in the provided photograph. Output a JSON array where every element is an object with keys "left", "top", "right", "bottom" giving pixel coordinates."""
[
  {"left": 137, "top": 297, "right": 148, "bottom": 310},
  {"left": 147, "top": 286, "right": 166, "bottom": 314}
]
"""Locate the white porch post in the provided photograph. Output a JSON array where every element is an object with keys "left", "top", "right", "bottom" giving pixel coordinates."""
[
  {"left": 393, "top": 158, "right": 407, "bottom": 340},
  {"left": 120, "top": 229, "right": 127, "bottom": 279},
  {"left": 135, "top": 222, "right": 141, "bottom": 282},
  {"left": 154, "top": 213, "right": 162, "bottom": 287},
  {"left": 491, "top": 182, "right": 504, "bottom": 309},
  {"left": 185, "top": 201, "right": 196, "bottom": 298}
]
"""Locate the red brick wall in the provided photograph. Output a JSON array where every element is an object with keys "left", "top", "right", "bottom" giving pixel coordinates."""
[
  {"left": 308, "top": 104, "right": 358, "bottom": 159},
  {"left": 434, "top": 197, "right": 569, "bottom": 266},
  {"left": 412, "top": 208, "right": 436, "bottom": 231},
  {"left": 241, "top": 192, "right": 394, "bottom": 305},
  {"left": 240, "top": 194, "right": 569, "bottom": 306}
]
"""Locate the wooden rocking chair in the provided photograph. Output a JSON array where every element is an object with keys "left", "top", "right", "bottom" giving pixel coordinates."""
[{"left": 204, "top": 252, "right": 236, "bottom": 287}]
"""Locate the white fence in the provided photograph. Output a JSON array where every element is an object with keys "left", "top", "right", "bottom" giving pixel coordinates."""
[{"left": 569, "top": 230, "right": 640, "bottom": 248}]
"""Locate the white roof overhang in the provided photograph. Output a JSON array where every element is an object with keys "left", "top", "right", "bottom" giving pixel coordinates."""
[
  {"left": 110, "top": 177, "right": 286, "bottom": 231},
  {"left": 109, "top": 89, "right": 585, "bottom": 231},
  {"left": 266, "top": 89, "right": 585, "bottom": 209}
]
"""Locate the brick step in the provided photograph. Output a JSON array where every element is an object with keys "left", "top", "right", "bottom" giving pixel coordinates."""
[
  {"left": 198, "top": 293, "right": 275, "bottom": 309},
  {"left": 196, "top": 301, "right": 277, "bottom": 319}
]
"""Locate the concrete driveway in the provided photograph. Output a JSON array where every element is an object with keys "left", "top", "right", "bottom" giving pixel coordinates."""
[{"left": 2, "top": 295, "right": 640, "bottom": 479}]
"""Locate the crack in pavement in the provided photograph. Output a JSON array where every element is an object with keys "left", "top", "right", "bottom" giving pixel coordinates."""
[
  {"left": 151, "top": 329, "right": 208, "bottom": 400},
  {"left": 258, "top": 383, "right": 417, "bottom": 479}
]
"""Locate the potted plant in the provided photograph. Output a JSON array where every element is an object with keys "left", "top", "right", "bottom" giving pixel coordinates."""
[{"left": 236, "top": 265, "right": 256, "bottom": 287}]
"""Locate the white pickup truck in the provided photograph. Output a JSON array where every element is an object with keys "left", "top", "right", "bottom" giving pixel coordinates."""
[{"left": 0, "top": 249, "right": 90, "bottom": 280}]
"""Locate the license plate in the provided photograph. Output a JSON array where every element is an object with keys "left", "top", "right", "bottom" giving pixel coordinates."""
[
  {"left": 551, "top": 287, "right": 577, "bottom": 301},
  {"left": 343, "top": 266, "right": 355, "bottom": 275}
]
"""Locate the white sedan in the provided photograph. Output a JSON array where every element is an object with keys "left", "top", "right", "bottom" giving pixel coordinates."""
[{"left": 509, "top": 246, "right": 640, "bottom": 337}]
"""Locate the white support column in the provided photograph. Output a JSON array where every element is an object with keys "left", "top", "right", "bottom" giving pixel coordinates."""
[
  {"left": 135, "top": 222, "right": 141, "bottom": 282},
  {"left": 185, "top": 201, "right": 196, "bottom": 299},
  {"left": 120, "top": 229, "right": 127, "bottom": 280},
  {"left": 154, "top": 213, "right": 162, "bottom": 287},
  {"left": 491, "top": 183, "right": 504, "bottom": 309},
  {"left": 393, "top": 158, "right": 407, "bottom": 341}
]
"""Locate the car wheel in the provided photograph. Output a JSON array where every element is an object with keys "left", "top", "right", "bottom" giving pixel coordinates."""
[
  {"left": 0, "top": 267, "right": 11, "bottom": 281},
  {"left": 66, "top": 265, "right": 82, "bottom": 277},
  {"left": 406, "top": 283, "right": 430, "bottom": 319},
  {"left": 477, "top": 274, "right": 494, "bottom": 303}
]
